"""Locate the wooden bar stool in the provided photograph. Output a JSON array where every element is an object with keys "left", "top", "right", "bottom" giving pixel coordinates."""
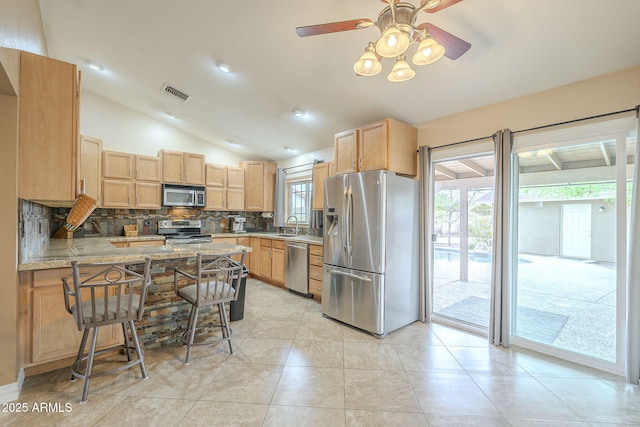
[{"left": 62, "top": 257, "right": 152, "bottom": 403}]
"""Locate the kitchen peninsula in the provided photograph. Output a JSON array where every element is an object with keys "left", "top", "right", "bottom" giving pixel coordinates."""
[{"left": 18, "top": 237, "right": 251, "bottom": 374}]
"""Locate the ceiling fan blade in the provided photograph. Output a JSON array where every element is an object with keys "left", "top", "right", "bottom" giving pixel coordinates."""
[
  {"left": 295, "top": 19, "right": 374, "bottom": 37},
  {"left": 422, "top": 0, "right": 463, "bottom": 13},
  {"left": 417, "top": 23, "right": 471, "bottom": 60}
]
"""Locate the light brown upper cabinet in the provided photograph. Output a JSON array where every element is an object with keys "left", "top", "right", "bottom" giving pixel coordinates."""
[
  {"left": 334, "top": 118, "right": 417, "bottom": 177},
  {"left": 240, "top": 161, "right": 276, "bottom": 212},
  {"left": 311, "top": 161, "right": 335, "bottom": 211},
  {"left": 79, "top": 135, "right": 103, "bottom": 205},
  {"left": 205, "top": 164, "right": 245, "bottom": 211},
  {"left": 135, "top": 155, "right": 161, "bottom": 182},
  {"left": 102, "top": 150, "right": 161, "bottom": 209},
  {"left": 160, "top": 149, "right": 205, "bottom": 185},
  {"left": 103, "top": 151, "right": 133, "bottom": 179},
  {"left": 18, "top": 51, "right": 79, "bottom": 203}
]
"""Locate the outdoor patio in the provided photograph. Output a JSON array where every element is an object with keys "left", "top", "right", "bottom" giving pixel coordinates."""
[{"left": 433, "top": 252, "right": 617, "bottom": 362}]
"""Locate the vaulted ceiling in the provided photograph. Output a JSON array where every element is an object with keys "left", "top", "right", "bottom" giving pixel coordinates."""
[{"left": 38, "top": 0, "right": 640, "bottom": 161}]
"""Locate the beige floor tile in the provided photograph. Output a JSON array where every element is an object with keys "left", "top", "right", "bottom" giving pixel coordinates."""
[
  {"left": 179, "top": 401, "right": 269, "bottom": 426},
  {"left": 286, "top": 339, "right": 344, "bottom": 368},
  {"left": 408, "top": 371, "right": 501, "bottom": 416},
  {"left": 387, "top": 321, "right": 444, "bottom": 346},
  {"left": 536, "top": 377, "right": 640, "bottom": 425},
  {"left": 272, "top": 366, "right": 345, "bottom": 408},
  {"left": 231, "top": 337, "right": 293, "bottom": 365},
  {"left": 260, "top": 305, "right": 306, "bottom": 322},
  {"left": 471, "top": 374, "right": 584, "bottom": 421},
  {"left": 431, "top": 324, "right": 491, "bottom": 347},
  {"left": 343, "top": 342, "right": 403, "bottom": 370},
  {"left": 447, "top": 346, "right": 530, "bottom": 375},
  {"left": 346, "top": 409, "right": 429, "bottom": 426},
  {"left": 0, "top": 392, "right": 125, "bottom": 427},
  {"left": 297, "top": 316, "right": 344, "bottom": 341},
  {"left": 425, "top": 414, "right": 512, "bottom": 426},
  {"left": 396, "top": 344, "right": 465, "bottom": 373},
  {"left": 249, "top": 319, "right": 300, "bottom": 340},
  {"left": 341, "top": 325, "right": 381, "bottom": 343},
  {"left": 344, "top": 369, "right": 421, "bottom": 412},
  {"left": 506, "top": 419, "right": 591, "bottom": 426},
  {"left": 133, "top": 360, "right": 222, "bottom": 400},
  {"left": 262, "top": 405, "right": 346, "bottom": 427},
  {"left": 199, "top": 363, "right": 283, "bottom": 404},
  {"left": 94, "top": 396, "right": 195, "bottom": 426}
]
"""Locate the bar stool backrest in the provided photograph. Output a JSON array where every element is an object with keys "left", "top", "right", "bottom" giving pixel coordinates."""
[
  {"left": 193, "top": 254, "right": 245, "bottom": 306},
  {"left": 62, "top": 258, "right": 152, "bottom": 331}
]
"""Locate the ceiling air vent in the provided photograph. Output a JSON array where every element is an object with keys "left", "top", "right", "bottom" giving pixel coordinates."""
[{"left": 161, "top": 83, "right": 190, "bottom": 103}]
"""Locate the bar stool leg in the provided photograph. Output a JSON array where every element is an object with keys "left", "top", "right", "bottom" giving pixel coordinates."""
[
  {"left": 71, "top": 329, "right": 90, "bottom": 382},
  {"left": 80, "top": 327, "right": 99, "bottom": 404},
  {"left": 128, "top": 320, "right": 148, "bottom": 379},
  {"left": 219, "top": 302, "right": 233, "bottom": 354},
  {"left": 122, "top": 322, "right": 133, "bottom": 361},
  {"left": 184, "top": 306, "right": 200, "bottom": 364}
]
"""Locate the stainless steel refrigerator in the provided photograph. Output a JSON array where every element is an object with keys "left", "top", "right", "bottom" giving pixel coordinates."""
[{"left": 322, "top": 170, "right": 419, "bottom": 337}]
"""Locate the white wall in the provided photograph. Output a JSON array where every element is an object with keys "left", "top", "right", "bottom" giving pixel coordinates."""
[
  {"left": 80, "top": 90, "right": 247, "bottom": 166},
  {"left": 416, "top": 66, "right": 640, "bottom": 148},
  {"left": 0, "top": 0, "right": 47, "bottom": 55}
]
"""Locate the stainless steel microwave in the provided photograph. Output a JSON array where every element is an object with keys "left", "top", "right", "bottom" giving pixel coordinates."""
[{"left": 162, "top": 184, "right": 206, "bottom": 207}]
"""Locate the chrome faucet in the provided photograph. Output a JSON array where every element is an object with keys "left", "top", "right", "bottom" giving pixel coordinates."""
[{"left": 286, "top": 215, "right": 299, "bottom": 235}]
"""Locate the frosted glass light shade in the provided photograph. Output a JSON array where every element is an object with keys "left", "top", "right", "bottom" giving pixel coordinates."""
[
  {"left": 375, "top": 25, "right": 410, "bottom": 58},
  {"left": 353, "top": 44, "right": 382, "bottom": 76},
  {"left": 387, "top": 56, "right": 415, "bottom": 82},
  {"left": 412, "top": 37, "right": 445, "bottom": 66}
]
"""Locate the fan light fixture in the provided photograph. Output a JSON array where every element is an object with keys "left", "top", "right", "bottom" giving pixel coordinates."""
[
  {"left": 354, "top": 1, "right": 446, "bottom": 82},
  {"left": 353, "top": 42, "right": 382, "bottom": 76},
  {"left": 296, "top": 0, "right": 471, "bottom": 83},
  {"left": 387, "top": 55, "right": 415, "bottom": 82}
]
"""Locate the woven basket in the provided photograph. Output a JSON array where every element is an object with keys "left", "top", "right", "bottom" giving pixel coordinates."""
[
  {"left": 124, "top": 225, "right": 138, "bottom": 237},
  {"left": 66, "top": 194, "right": 98, "bottom": 228}
]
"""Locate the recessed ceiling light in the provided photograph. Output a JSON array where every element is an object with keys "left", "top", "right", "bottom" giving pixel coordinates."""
[
  {"left": 227, "top": 141, "right": 240, "bottom": 147},
  {"left": 216, "top": 60, "right": 234, "bottom": 73},
  {"left": 284, "top": 146, "right": 296, "bottom": 152},
  {"left": 165, "top": 112, "right": 178, "bottom": 120},
  {"left": 293, "top": 108, "right": 306, "bottom": 117},
  {"left": 85, "top": 60, "right": 104, "bottom": 71}
]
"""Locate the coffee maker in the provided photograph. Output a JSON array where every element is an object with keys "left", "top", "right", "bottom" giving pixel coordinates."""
[{"left": 229, "top": 216, "right": 246, "bottom": 233}]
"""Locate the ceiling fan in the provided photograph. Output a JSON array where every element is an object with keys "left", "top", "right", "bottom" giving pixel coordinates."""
[{"left": 295, "top": 0, "right": 471, "bottom": 82}]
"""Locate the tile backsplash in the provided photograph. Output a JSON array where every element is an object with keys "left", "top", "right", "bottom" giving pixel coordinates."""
[{"left": 18, "top": 199, "right": 276, "bottom": 262}]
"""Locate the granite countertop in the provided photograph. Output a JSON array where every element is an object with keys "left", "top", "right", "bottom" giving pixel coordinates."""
[{"left": 18, "top": 236, "right": 251, "bottom": 271}]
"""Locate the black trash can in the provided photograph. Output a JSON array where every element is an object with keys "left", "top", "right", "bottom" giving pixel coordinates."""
[{"left": 229, "top": 264, "right": 249, "bottom": 322}]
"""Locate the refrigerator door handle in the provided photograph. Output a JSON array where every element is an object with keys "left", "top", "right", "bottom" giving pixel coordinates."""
[
  {"left": 327, "top": 269, "right": 372, "bottom": 282},
  {"left": 347, "top": 187, "right": 354, "bottom": 258},
  {"left": 342, "top": 187, "right": 348, "bottom": 255}
]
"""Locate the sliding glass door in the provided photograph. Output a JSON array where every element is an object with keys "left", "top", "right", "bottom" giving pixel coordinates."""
[
  {"left": 430, "top": 142, "right": 495, "bottom": 332},
  {"left": 510, "top": 117, "right": 637, "bottom": 371}
]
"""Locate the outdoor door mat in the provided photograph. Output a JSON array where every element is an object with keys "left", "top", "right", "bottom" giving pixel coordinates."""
[{"left": 436, "top": 296, "right": 569, "bottom": 343}]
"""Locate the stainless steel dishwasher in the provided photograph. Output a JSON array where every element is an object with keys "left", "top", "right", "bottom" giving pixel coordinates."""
[{"left": 285, "top": 241, "right": 312, "bottom": 297}]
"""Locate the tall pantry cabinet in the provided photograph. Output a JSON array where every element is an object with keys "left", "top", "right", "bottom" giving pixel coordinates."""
[{"left": 18, "top": 51, "right": 79, "bottom": 203}]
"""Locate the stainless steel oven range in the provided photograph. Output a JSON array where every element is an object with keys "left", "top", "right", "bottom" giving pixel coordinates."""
[{"left": 157, "top": 219, "right": 212, "bottom": 244}]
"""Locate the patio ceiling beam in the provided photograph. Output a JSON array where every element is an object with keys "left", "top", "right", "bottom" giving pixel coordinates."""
[
  {"left": 599, "top": 142, "right": 612, "bottom": 166},
  {"left": 457, "top": 159, "right": 487, "bottom": 177},
  {"left": 435, "top": 164, "right": 457, "bottom": 180},
  {"left": 543, "top": 151, "right": 563, "bottom": 170}
]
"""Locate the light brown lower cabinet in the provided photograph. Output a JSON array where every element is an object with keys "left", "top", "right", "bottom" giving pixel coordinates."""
[
  {"left": 309, "top": 244, "right": 323, "bottom": 300},
  {"left": 253, "top": 238, "right": 285, "bottom": 288},
  {"left": 21, "top": 267, "right": 122, "bottom": 369}
]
